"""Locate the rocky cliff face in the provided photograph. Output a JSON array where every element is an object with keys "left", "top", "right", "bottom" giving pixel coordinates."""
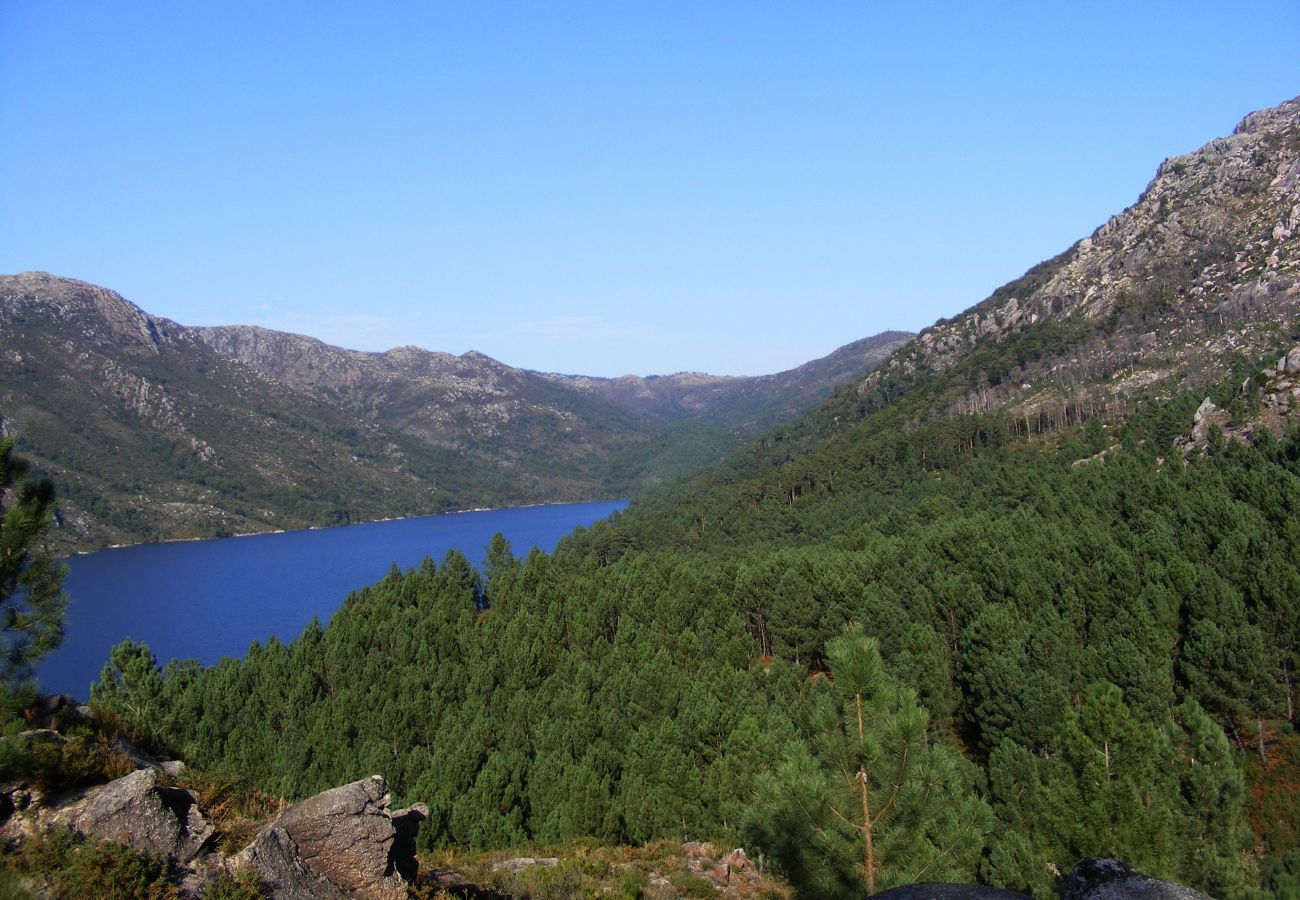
[{"left": 860, "top": 96, "right": 1300, "bottom": 430}]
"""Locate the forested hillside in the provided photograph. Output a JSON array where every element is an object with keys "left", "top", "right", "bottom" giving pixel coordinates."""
[
  {"left": 86, "top": 95, "right": 1300, "bottom": 898},
  {"left": 98, "top": 376, "right": 1300, "bottom": 897}
]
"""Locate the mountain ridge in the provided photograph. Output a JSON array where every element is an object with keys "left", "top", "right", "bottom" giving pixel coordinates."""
[
  {"left": 0, "top": 271, "right": 908, "bottom": 550},
  {"left": 856, "top": 95, "right": 1300, "bottom": 430}
]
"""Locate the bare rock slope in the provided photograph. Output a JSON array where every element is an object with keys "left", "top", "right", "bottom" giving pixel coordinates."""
[{"left": 860, "top": 96, "right": 1300, "bottom": 431}]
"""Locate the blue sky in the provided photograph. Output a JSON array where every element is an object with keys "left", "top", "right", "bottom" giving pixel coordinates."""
[{"left": 2, "top": 2, "right": 1297, "bottom": 377}]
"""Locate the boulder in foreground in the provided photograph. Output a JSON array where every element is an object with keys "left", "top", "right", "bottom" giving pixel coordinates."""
[
  {"left": 235, "top": 774, "right": 426, "bottom": 899},
  {"left": 72, "top": 767, "right": 214, "bottom": 863},
  {"left": 1063, "top": 857, "right": 1212, "bottom": 900}
]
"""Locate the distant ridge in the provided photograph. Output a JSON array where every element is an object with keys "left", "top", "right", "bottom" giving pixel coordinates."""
[{"left": 0, "top": 271, "right": 907, "bottom": 550}]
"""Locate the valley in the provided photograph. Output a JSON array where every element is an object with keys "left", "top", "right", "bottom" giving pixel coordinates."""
[
  {"left": 0, "top": 272, "right": 907, "bottom": 551},
  {"left": 2, "top": 76, "right": 1299, "bottom": 900}
]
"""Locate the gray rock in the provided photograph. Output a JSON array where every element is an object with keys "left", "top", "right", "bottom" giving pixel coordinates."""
[
  {"left": 1063, "top": 858, "right": 1211, "bottom": 900},
  {"left": 240, "top": 775, "right": 416, "bottom": 900},
  {"left": 491, "top": 856, "right": 559, "bottom": 873},
  {"left": 9, "top": 728, "right": 66, "bottom": 747},
  {"left": 237, "top": 826, "right": 350, "bottom": 900},
  {"left": 1283, "top": 346, "right": 1300, "bottom": 373},
  {"left": 1193, "top": 397, "right": 1216, "bottom": 424},
  {"left": 73, "top": 767, "right": 214, "bottom": 863}
]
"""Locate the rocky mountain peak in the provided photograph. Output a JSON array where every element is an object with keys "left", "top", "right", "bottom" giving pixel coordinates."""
[
  {"left": 1233, "top": 94, "right": 1300, "bottom": 136},
  {"left": 859, "top": 94, "right": 1300, "bottom": 430},
  {"left": 0, "top": 272, "right": 179, "bottom": 355}
]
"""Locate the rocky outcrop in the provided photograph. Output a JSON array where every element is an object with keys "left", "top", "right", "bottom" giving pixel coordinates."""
[
  {"left": 235, "top": 775, "right": 425, "bottom": 900},
  {"left": 70, "top": 768, "right": 214, "bottom": 863},
  {"left": 1063, "top": 858, "right": 1212, "bottom": 900},
  {"left": 1176, "top": 341, "right": 1300, "bottom": 455},
  {"left": 669, "top": 842, "right": 773, "bottom": 895},
  {"left": 237, "top": 826, "right": 352, "bottom": 899},
  {"left": 858, "top": 95, "right": 1300, "bottom": 434},
  {"left": 491, "top": 856, "right": 560, "bottom": 873},
  {"left": 0, "top": 721, "right": 426, "bottom": 900}
]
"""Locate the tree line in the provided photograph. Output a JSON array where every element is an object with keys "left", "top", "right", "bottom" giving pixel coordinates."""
[{"left": 85, "top": 384, "right": 1300, "bottom": 897}]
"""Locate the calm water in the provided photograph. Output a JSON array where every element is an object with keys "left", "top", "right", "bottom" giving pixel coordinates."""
[{"left": 38, "top": 500, "right": 627, "bottom": 698}]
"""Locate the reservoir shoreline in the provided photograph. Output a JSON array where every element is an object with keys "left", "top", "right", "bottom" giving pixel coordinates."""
[{"left": 41, "top": 499, "right": 628, "bottom": 697}]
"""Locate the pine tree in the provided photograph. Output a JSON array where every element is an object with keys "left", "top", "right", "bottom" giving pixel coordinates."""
[
  {"left": 91, "top": 639, "right": 164, "bottom": 738},
  {"left": 744, "top": 624, "right": 991, "bottom": 897},
  {"left": 0, "top": 419, "right": 66, "bottom": 683}
]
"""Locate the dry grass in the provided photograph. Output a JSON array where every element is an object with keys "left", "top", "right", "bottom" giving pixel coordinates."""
[
  {"left": 415, "top": 840, "right": 792, "bottom": 899},
  {"left": 159, "top": 768, "right": 285, "bottom": 855}
]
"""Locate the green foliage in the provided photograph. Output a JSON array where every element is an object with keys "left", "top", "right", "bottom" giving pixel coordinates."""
[
  {"left": 110, "top": 368, "right": 1300, "bottom": 897},
  {"left": 984, "top": 689, "right": 1252, "bottom": 898},
  {"left": 91, "top": 640, "right": 169, "bottom": 751},
  {"left": 0, "top": 823, "right": 263, "bottom": 899},
  {"left": 1266, "top": 850, "right": 1300, "bottom": 900},
  {"left": 0, "top": 826, "right": 180, "bottom": 899},
  {"left": 0, "top": 418, "right": 67, "bottom": 682},
  {"left": 743, "top": 626, "right": 991, "bottom": 897}
]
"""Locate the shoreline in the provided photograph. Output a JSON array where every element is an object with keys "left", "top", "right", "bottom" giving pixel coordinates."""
[{"left": 68, "top": 497, "right": 627, "bottom": 557}]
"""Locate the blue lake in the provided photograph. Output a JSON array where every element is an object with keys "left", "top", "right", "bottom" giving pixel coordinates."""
[{"left": 38, "top": 500, "right": 627, "bottom": 698}]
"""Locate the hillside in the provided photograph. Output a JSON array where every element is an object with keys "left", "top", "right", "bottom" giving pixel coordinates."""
[
  {"left": 0, "top": 273, "right": 906, "bottom": 550},
  {"left": 77, "top": 96, "right": 1300, "bottom": 900},
  {"left": 541, "top": 331, "right": 911, "bottom": 428},
  {"left": 857, "top": 95, "right": 1300, "bottom": 430}
]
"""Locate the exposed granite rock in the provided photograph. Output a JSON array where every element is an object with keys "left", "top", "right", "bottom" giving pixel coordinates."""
[
  {"left": 1063, "top": 858, "right": 1211, "bottom": 900},
  {"left": 236, "top": 775, "right": 418, "bottom": 900},
  {"left": 859, "top": 95, "right": 1300, "bottom": 432},
  {"left": 678, "top": 841, "right": 772, "bottom": 894},
  {"left": 491, "top": 856, "right": 560, "bottom": 872},
  {"left": 72, "top": 767, "right": 214, "bottom": 863},
  {"left": 1176, "top": 341, "right": 1300, "bottom": 456},
  {"left": 237, "top": 825, "right": 352, "bottom": 900}
]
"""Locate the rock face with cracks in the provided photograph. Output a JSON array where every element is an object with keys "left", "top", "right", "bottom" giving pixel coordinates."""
[
  {"left": 236, "top": 774, "right": 424, "bottom": 900},
  {"left": 72, "top": 767, "right": 214, "bottom": 863}
]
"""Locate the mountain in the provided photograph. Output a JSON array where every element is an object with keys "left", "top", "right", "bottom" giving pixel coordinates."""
[
  {"left": 188, "top": 325, "right": 653, "bottom": 474},
  {"left": 31, "top": 96, "right": 1300, "bottom": 900},
  {"left": 611, "top": 96, "right": 1300, "bottom": 552},
  {"left": 857, "top": 96, "right": 1300, "bottom": 431},
  {"left": 0, "top": 272, "right": 907, "bottom": 550},
  {"left": 540, "top": 331, "right": 911, "bottom": 428}
]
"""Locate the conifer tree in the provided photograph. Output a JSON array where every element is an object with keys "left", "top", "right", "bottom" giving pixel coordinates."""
[
  {"left": 744, "top": 624, "right": 991, "bottom": 897},
  {"left": 0, "top": 419, "right": 66, "bottom": 683}
]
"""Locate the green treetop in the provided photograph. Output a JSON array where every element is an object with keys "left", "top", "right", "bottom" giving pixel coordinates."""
[
  {"left": 744, "top": 624, "right": 991, "bottom": 897},
  {"left": 0, "top": 418, "right": 66, "bottom": 684}
]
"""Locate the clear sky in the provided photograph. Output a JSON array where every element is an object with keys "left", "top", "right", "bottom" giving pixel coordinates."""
[{"left": 2, "top": 2, "right": 1297, "bottom": 377}]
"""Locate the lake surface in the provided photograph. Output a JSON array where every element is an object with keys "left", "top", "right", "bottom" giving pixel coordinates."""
[{"left": 38, "top": 500, "right": 627, "bottom": 698}]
